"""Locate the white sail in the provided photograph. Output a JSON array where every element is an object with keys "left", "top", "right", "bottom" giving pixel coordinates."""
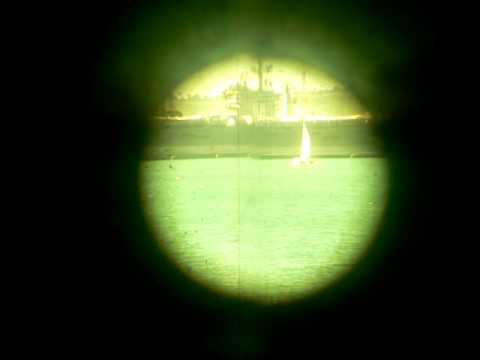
[
  {"left": 291, "top": 121, "right": 315, "bottom": 166},
  {"left": 299, "top": 121, "right": 311, "bottom": 162}
]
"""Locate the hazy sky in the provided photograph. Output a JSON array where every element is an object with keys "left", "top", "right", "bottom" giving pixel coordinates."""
[{"left": 174, "top": 54, "right": 340, "bottom": 98}]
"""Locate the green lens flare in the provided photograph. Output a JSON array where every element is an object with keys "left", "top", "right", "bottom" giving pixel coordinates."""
[{"left": 140, "top": 55, "right": 388, "bottom": 304}]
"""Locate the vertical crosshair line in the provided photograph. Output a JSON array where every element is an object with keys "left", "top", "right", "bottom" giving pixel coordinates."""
[
  {"left": 236, "top": 111, "right": 241, "bottom": 295},
  {"left": 234, "top": 58, "right": 241, "bottom": 297}
]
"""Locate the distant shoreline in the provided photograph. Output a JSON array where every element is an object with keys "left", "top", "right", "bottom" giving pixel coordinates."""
[{"left": 142, "top": 153, "right": 384, "bottom": 160}]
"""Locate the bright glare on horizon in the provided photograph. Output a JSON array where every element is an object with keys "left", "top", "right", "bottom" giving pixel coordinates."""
[
  {"left": 175, "top": 54, "right": 340, "bottom": 98},
  {"left": 168, "top": 54, "right": 367, "bottom": 121}
]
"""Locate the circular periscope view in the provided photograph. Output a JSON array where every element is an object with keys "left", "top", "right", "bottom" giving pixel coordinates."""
[{"left": 140, "top": 55, "right": 388, "bottom": 303}]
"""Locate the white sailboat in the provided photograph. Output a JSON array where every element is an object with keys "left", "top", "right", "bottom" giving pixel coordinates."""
[{"left": 292, "top": 121, "right": 316, "bottom": 166}]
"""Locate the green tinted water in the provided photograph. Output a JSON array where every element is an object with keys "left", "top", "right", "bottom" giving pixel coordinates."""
[{"left": 140, "top": 158, "right": 388, "bottom": 303}]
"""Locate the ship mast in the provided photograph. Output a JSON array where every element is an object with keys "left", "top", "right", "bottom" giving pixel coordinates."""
[{"left": 257, "top": 57, "right": 263, "bottom": 92}]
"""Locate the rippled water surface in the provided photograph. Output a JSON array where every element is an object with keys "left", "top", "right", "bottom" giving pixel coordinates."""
[{"left": 140, "top": 158, "right": 388, "bottom": 302}]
